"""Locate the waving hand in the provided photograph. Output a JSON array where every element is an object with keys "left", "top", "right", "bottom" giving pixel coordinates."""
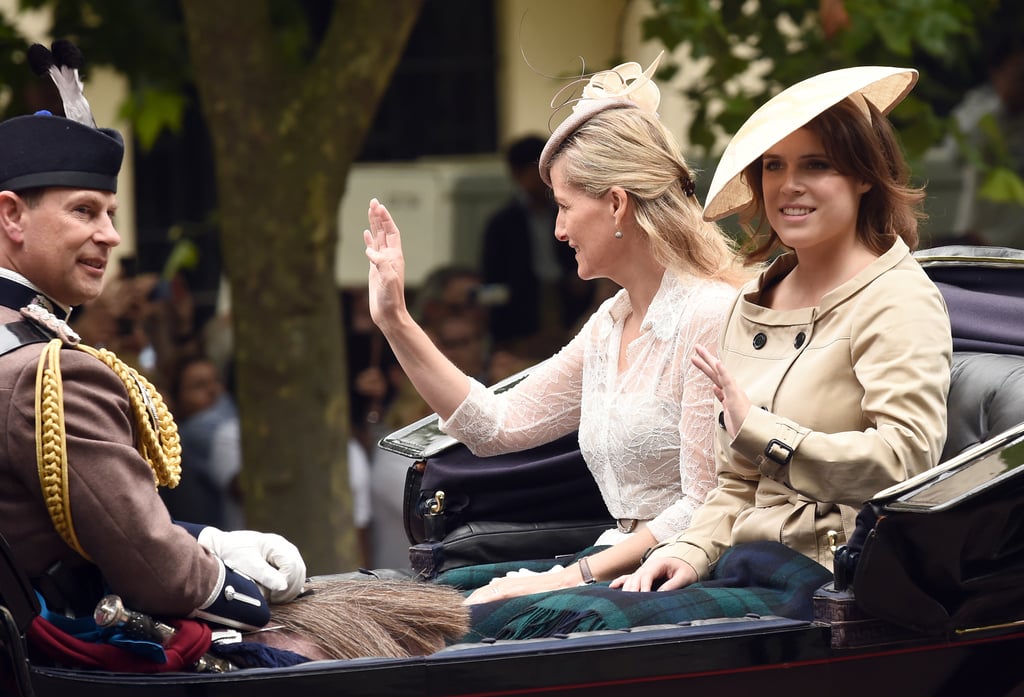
[{"left": 364, "top": 198, "right": 409, "bottom": 331}]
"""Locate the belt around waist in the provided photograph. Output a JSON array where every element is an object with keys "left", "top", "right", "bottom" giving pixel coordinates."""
[{"left": 616, "top": 519, "right": 647, "bottom": 534}]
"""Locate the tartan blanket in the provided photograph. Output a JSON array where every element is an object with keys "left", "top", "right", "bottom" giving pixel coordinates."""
[
  {"left": 440, "top": 541, "right": 832, "bottom": 642},
  {"left": 434, "top": 547, "right": 609, "bottom": 590}
]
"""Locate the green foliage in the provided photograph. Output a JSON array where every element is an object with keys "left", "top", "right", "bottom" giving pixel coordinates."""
[
  {"left": 118, "top": 87, "right": 187, "bottom": 151},
  {"left": 0, "top": 16, "right": 43, "bottom": 117},
  {"left": 970, "top": 113, "right": 1024, "bottom": 204},
  {"left": 643, "top": 0, "right": 1022, "bottom": 206},
  {"left": 6, "top": 0, "right": 191, "bottom": 149},
  {"left": 7, "top": 0, "right": 330, "bottom": 151},
  {"left": 645, "top": 0, "right": 988, "bottom": 154},
  {"left": 160, "top": 236, "right": 200, "bottom": 281},
  {"left": 981, "top": 167, "right": 1024, "bottom": 206}
]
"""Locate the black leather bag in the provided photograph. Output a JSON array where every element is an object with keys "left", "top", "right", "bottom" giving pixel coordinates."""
[{"left": 402, "top": 432, "right": 613, "bottom": 577}]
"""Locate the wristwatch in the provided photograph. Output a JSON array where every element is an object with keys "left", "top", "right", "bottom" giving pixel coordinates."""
[{"left": 578, "top": 557, "right": 597, "bottom": 584}]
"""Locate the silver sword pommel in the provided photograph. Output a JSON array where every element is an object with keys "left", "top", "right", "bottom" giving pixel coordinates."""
[
  {"left": 93, "top": 594, "right": 236, "bottom": 672},
  {"left": 94, "top": 594, "right": 176, "bottom": 645}
]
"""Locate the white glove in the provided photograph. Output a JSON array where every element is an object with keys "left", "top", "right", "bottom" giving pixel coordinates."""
[{"left": 197, "top": 527, "right": 307, "bottom": 603}]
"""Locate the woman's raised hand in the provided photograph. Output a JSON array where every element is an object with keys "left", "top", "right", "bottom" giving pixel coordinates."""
[
  {"left": 364, "top": 198, "right": 408, "bottom": 330},
  {"left": 363, "top": 198, "right": 472, "bottom": 419},
  {"left": 692, "top": 344, "right": 750, "bottom": 438}
]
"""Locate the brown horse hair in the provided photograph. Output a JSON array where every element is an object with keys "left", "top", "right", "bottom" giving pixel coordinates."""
[{"left": 259, "top": 577, "right": 471, "bottom": 661}]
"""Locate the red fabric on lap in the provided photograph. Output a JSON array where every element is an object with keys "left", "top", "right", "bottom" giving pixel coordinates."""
[{"left": 26, "top": 616, "right": 211, "bottom": 672}]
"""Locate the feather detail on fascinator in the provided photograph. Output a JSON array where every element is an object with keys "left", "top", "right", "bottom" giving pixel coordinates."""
[
  {"left": 27, "top": 40, "right": 96, "bottom": 128},
  {"left": 539, "top": 51, "right": 664, "bottom": 185},
  {"left": 568, "top": 54, "right": 662, "bottom": 115}
]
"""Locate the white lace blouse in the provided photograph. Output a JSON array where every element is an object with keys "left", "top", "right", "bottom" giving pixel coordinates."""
[{"left": 439, "top": 270, "right": 736, "bottom": 542}]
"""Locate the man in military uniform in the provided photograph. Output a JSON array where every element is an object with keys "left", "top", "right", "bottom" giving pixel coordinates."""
[{"left": 0, "top": 44, "right": 304, "bottom": 635}]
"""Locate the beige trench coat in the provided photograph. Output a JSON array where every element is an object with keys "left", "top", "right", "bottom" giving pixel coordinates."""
[{"left": 649, "top": 239, "right": 952, "bottom": 576}]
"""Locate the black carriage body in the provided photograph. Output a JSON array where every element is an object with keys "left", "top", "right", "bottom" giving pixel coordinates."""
[
  {"left": 3, "top": 246, "right": 1024, "bottom": 696},
  {"left": 12, "top": 609, "right": 1024, "bottom": 697}
]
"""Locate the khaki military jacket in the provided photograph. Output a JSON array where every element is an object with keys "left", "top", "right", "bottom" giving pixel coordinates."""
[
  {"left": 0, "top": 302, "right": 223, "bottom": 617},
  {"left": 650, "top": 239, "right": 952, "bottom": 576}
]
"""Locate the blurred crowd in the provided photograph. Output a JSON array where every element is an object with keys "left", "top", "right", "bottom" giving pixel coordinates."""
[
  {"left": 68, "top": 71, "right": 1024, "bottom": 568},
  {"left": 68, "top": 230, "right": 613, "bottom": 570},
  {"left": 344, "top": 256, "right": 617, "bottom": 567},
  {"left": 69, "top": 259, "right": 246, "bottom": 539},
  {"left": 343, "top": 134, "right": 620, "bottom": 566},
  {"left": 929, "top": 4, "right": 1024, "bottom": 248}
]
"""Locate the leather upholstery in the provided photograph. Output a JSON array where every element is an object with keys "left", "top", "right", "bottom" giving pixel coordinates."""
[{"left": 942, "top": 351, "right": 1024, "bottom": 461}]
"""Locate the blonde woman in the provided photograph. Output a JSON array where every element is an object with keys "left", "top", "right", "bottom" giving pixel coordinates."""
[{"left": 365, "top": 55, "right": 747, "bottom": 605}]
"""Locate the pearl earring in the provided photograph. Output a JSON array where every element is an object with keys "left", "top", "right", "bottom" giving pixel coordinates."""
[{"left": 614, "top": 230, "right": 623, "bottom": 239}]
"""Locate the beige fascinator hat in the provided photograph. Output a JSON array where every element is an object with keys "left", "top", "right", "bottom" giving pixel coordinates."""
[
  {"left": 539, "top": 52, "right": 663, "bottom": 186},
  {"left": 702, "top": 65, "right": 919, "bottom": 222}
]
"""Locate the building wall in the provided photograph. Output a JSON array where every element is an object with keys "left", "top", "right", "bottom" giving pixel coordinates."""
[
  {"left": 495, "top": 0, "right": 631, "bottom": 145},
  {"left": 494, "top": 0, "right": 708, "bottom": 153},
  {"left": 335, "top": 0, "right": 728, "bottom": 287},
  {"left": 0, "top": 1, "right": 968, "bottom": 291},
  {"left": 0, "top": 0, "right": 137, "bottom": 264}
]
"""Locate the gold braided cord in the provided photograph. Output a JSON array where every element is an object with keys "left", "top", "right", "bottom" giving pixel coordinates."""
[
  {"left": 34, "top": 341, "right": 183, "bottom": 557},
  {"left": 74, "top": 344, "right": 182, "bottom": 488},
  {"left": 35, "top": 340, "right": 88, "bottom": 558}
]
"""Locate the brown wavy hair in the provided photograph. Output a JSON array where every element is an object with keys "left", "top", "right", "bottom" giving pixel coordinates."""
[{"left": 738, "top": 97, "right": 925, "bottom": 263}]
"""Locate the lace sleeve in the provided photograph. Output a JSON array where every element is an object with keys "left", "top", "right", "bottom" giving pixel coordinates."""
[
  {"left": 439, "top": 324, "right": 590, "bottom": 456},
  {"left": 646, "top": 286, "right": 733, "bottom": 542}
]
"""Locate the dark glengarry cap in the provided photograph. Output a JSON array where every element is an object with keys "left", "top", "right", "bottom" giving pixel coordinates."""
[{"left": 0, "top": 113, "right": 124, "bottom": 193}]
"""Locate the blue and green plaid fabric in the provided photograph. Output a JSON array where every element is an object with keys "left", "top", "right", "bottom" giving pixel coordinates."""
[{"left": 437, "top": 541, "right": 832, "bottom": 642}]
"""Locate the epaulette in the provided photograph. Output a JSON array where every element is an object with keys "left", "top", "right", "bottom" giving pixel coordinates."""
[{"left": 20, "top": 298, "right": 80, "bottom": 345}]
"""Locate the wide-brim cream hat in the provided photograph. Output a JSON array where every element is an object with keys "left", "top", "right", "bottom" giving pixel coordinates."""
[
  {"left": 539, "top": 52, "right": 663, "bottom": 187},
  {"left": 702, "top": 65, "right": 919, "bottom": 222}
]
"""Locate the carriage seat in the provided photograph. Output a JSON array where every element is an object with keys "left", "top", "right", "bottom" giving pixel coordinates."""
[
  {"left": 915, "top": 245, "right": 1024, "bottom": 460},
  {"left": 942, "top": 351, "right": 1024, "bottom": 461}
]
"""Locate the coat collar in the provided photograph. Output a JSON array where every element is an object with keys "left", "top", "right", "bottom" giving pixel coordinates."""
[
  {"left": 740, "top": 238, "right": 911, "bottom": 322},
  {"left": 0, "top": 268, "right": 70, "bottom": 321}
]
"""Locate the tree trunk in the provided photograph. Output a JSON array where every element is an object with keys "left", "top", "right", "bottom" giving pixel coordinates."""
[{"left": 180, "top": 0, "right": 422, "bottom": 573}]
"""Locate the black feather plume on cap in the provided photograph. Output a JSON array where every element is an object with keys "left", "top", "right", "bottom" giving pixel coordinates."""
[
  {"left": 51, "top": 40, "right": 84, "bottom": 70},
  {"left": 25, "top": 40, "right": 95, "bottom": 127},
  {"left": 0, "top": 39, "right": 124, "bottom": 194},
  {"left": 26, "top": 43, "right": 54, "bottom": 76}
]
